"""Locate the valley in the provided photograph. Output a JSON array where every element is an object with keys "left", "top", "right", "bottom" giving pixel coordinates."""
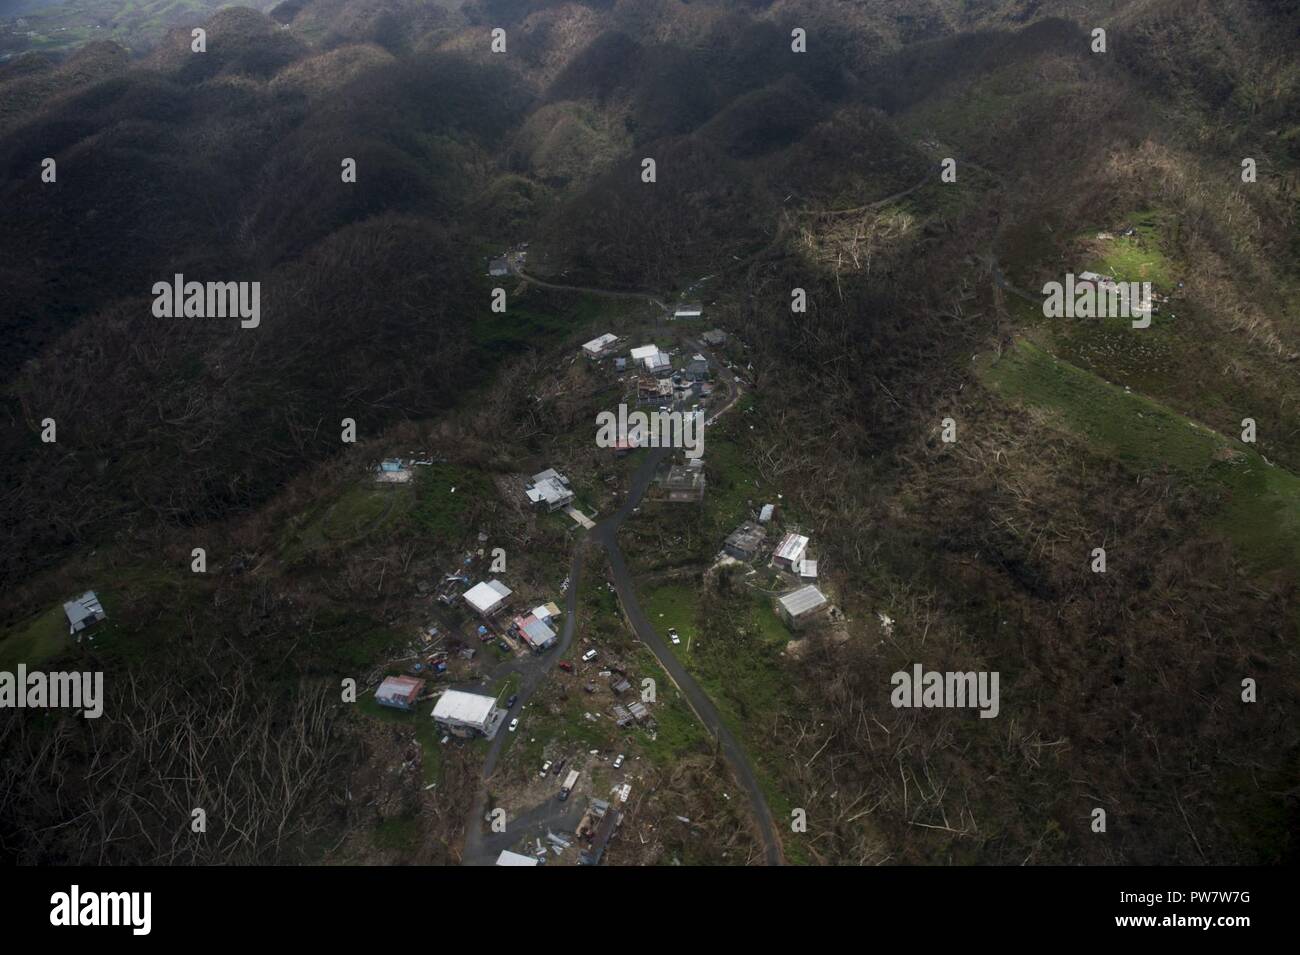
[{"left": 0, "top": 0, "right": 1297, "bottom": 870}]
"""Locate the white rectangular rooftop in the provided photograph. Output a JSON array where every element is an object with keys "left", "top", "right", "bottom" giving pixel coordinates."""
[
  {"left": 464, "top": 579, "right": 511, "bottom": 613},
  {"left": 432, "top": 689, "right": 497, "bottom": 727}
]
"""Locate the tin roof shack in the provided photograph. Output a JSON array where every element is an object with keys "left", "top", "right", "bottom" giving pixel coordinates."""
[
  {"left": 376, "top": 675, "right": 426, "bottom": 711},
  {"left": 724, "top": 520, "right": 766, "bottom": 561},
  {"left": 582, "top": 333, "right": 620, "bottom": 359},
  {"left": 772, "top": 532, "right": 809, "bottom": 571},
  {"left": 672, "top": 303, "right": 703, "bottom": 321},
  {"left": 374, "top": 457, "right": 413, "bottom": 484},
  {"left": 578, "top": 798, "right": 624, "bottom": 865},
  {"left": 776, "top": 585, "right": 830, "bottom": 630},
  {"left": 63, "top": 591, "right": 106, "bottom": 638},
  {"left": 611, "top": 703, "right": 634, "bottom": 728},
  {"left": 702, "top": 329, "right": 727, "bottom": 346},
  {"left": 514, "top": 613, "right": 558, "bottom": 652},
  {"left": 525, "top": 468, "right": 575, "bottom": 512},
  {"left": 432, "top": 689, "right": 507, "bottom": 739},
  {"left": 496, "top": 850, "right": 540, "bottom": 866},
  {"left": 463, "top": 579, "right": 512, "bottom": 617},
  {"left": 489, "top": 257, "right": 510, "bottom": 277},
  {"left": 656, "top": 460, "right": 706, "bottom": 504}
]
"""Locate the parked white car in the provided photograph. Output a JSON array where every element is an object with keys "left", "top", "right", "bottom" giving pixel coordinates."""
[
  {"left": 508, "top": 718, "right": 519, "bottom": 732},
  {"left": 613, "top": 754, "right": 625, "bottom": 769},
  {"left": 582, "top": 649, "right": 597, "bottom": 662},
  {"left": 539, "top": 760, "right": 552, "bottom": 777},
  {"left": 668, "top": 628, "right": 680, "bottom": 645}
]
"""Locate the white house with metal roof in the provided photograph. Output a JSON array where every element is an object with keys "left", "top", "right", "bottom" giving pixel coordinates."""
[
  {"left": 526, "top": 468, "right": 575, "bottom": 512},
  {"left": 432, "top": 688, "right": 506, "bottom": 738}
]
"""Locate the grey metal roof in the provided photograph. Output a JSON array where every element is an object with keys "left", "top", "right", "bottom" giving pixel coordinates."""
[{"left": 778, "top": 585, "right": 827, "bottom": 617}]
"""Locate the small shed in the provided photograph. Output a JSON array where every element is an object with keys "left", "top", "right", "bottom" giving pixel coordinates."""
[{"left": 63, "top": 591, "right": 106, "bottom": 636}]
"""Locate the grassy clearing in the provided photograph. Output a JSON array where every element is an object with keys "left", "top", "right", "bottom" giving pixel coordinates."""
[
  {"left": 0, "top": 605, "right": 72, "bottom": 672},
  {"left": 981, "top": 339, "right": 1300, "bottom": 572},
  {"left": 702, "top": 396, "right": 782, "bottom": 541},
  {"left": 280, "top": 482, "right": 412, "bottom": 563},
  {"left": 1089, "top": 209, "right": 1176, "bottom": 288},
  {"left": 409, "top": 463, "right": 490, "bottom": 540}
]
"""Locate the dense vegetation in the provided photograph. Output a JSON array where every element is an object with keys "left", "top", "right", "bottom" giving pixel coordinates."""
[{"left": 1, "top": 0, "right": 1297, "bottom": 864}]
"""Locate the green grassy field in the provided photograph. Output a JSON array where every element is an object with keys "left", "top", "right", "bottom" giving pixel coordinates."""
[
  {"left": 981, "top": 339, "right": 1300, "bottom": 573},
  {"left": 0, "top": 605, "right": 71, "bottom": 672}
]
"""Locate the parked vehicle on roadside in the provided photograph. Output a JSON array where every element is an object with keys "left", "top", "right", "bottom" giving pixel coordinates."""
[
  {"left": 559, "top": 769, "right": 580, "bottom": 801},
  {"left": 668, "top": 628, "right": 680, "bottom": 645},
  {"left": 559, "top": 661, "right": 574, "bottom": 673},
  {"left": 613, "top": 754, "right": 625, "bottom": 769},
  {"left": 540, "top": 760, "right": 552, "bottom": 777},
  {"left": 582, "top": 649, "right": 597, "bottom": 662}
]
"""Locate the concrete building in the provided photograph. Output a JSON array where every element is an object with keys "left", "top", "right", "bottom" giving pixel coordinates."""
[
  {"left": 759, "top": 503, "right": 775, "bottom": 524},
  {"left": 432, "top": 688, "right": 506, "bottom": 739},
  {"left": 489, "top": 257, "right": 510, "bottom": 277},
  {"left": 496, "top": 850, "right": 539, "bottom": 866},
  {"left": 645, "top": 350, "right": 672, "bottom": 376},
  {"left": 630, "top": 344, "right": 672, "bottom": 376},
  {"left": 375, "top": 675, "right": 425, "bottom": 711},
  {"left": 772, "top": 532, "right": 810, "bottom": 571},
  {"left": 799, "top": 559, "right": 819, "bottom": 580},
  {"left": 526, "top": 468, "right": 575, "bottom": 511},
  {"left": 702, "top": 329, "right": 727, "bottom": 346},
  {"left": 463, "top": 579, "right": 512, "bottom": 617},
  {"left": 724, "top": 520, "right": 767, "bottom": 561},
  {"left": 658, "top": 463, "right": 706, "bottom": 503},
  {"left": 582, "top": 333, "right": 619, "bottom": 359},
  {"left": 62, "top": 591, "right": 106, "bottom": 637},
  {"left": 776, "top": 585, "right": 830, "bottom": 630}
]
